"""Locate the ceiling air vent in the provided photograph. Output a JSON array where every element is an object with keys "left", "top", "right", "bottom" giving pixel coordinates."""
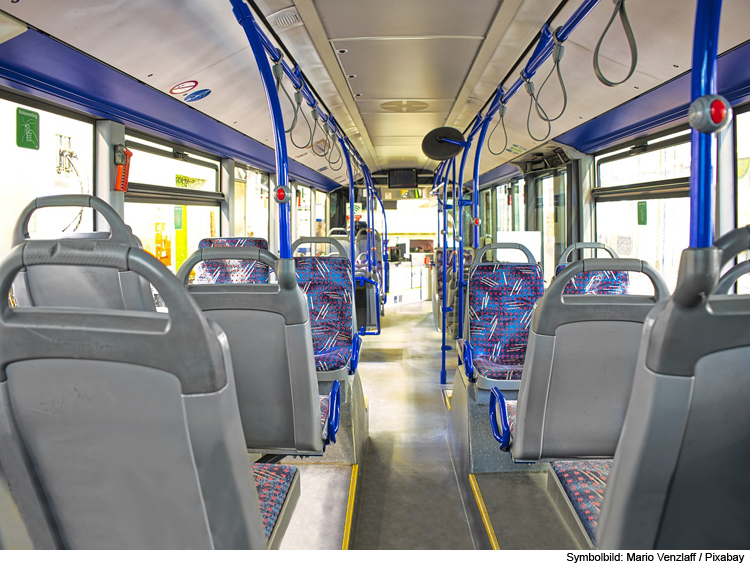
[
  {"left": 466, "top": 97, "right": 484, "bottom": 109},
  {"left": 272, "top": 9, "right": 302, "bottom": 31},
  {"left": 380, "top": 100, "right": 429, "bottom": 113}
]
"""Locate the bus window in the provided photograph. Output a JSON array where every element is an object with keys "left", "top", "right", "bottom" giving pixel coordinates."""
[
  {"left": 0, "top": 97, "right": 94, "bottom": 261},
  {"left": 528, "top": 171, "right": 566, "bottom": 284},
  {"left": 594, "top": 132, "right": 691, "bottom": 293},
  {"left": 245, "top": 169, "right": 270, "bottom": 240},
  {"left": 596, "top": 197, "right": 690, "bottom": 293},
  {"left": 124, "top": 202, "right": 219, "bottom": 273}
]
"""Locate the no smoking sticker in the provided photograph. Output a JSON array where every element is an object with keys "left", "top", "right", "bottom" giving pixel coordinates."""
[{"left": 170, "top": 80, "right": 198, "bottom": 95}]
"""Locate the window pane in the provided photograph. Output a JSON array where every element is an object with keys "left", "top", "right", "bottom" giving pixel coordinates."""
[
  {"left": 0, "top": 98, "right": 94, "bottom": 261},
  {"left": 596, "top": 198, "right": 690, "bottom": 293},
  {"left": 599, "top": 141, "right": 690, "bottom": 188},
  {"left": 127, "top": 145, "right": 218, "bottom": 191},
  {"left": 245, "top": 170, "right": 270, "bottom": 241},
  {"left": 296, "top": 184, "right": 312, "bottom": 241},
  {"left": 125, "top": 202, "right": 219, "bottom": 273}
]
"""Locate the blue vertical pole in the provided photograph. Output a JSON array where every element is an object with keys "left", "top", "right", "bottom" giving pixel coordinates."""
[
  {"left": 689, "top": 0, "right": 722, "bottom": 248},
  {"left": 472, "top": 118, "right": 492, "bottom": 249},
  {"left": 366, "top": 169, "right": 374, "bottom": 272},
  {"left": 229, "top": 0, "right": 291, "bottom": 257},
  {"left": 340, "top": 138, "right": 357, "bottom": 274},
  {"left": 451, "top": 158, "right": 458, "bottom": 276},
  {"left": 440, "top": 158, "right": 455, "bottom": 384},
  {"left": 456, "top": 140, "right": 472, "bottom": 340}
]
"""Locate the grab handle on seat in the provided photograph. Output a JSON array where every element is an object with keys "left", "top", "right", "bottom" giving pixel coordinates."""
[
  {"left": 489, "top": 387, "right": 511, "bottom": 452},
  {"left": 292, "top": 236, "right": 348, "bottom": 259},
  {"left": 714, "top": 260, "right": 750, "bottom": 294},
  {"left": 458, "top": 339, "right": 475, "bottom": 382},
  {"left": 326, "top": 380, "right": 341, "bottom": 445},
  {"left": 349, "top": 333, "right": 362, "bottom": 375},
  {"left": 473, "top": 243, "right": 536, "bottom": 266},
  {"left": 714, "top": 225, "right": 750, "bottom": 267},
  {"left": 1, "top": 240, "right": 199, "bottom": 326},
  {"left": 549, "top": 258, "right": 670, "bottom": 303},
  {"left": 558, "top": 242, "right": 618, "bottom": 266},
  {"left": 175, "top": 246, "right": 293, "bottom": 288},
  {"left": 13, "top": 195, "right": 134, "bottom": 246}
]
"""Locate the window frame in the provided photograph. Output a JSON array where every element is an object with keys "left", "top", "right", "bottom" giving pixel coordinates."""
[{"left": 593, "top": 127, "right": 692, "bottom": 201}]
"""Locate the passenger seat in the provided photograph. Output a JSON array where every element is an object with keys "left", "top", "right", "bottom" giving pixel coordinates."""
[
  {"left": 0, "top": 239, "right": 298, "bottom": 549},
  {"left": 11, "top": 195, "right": 155, "bottom": 312}
]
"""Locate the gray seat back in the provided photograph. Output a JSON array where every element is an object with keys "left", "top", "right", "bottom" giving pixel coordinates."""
[
  {"left": 177, "top": 246, "right": 322, "bottom": 455},
  {"left": 11, "top": 195, "right": 155, "bottom": 312},
  {"left": 0, "top": 240, "right": 266, "bottom": 549},
  {"left": 598, "top": 230, "right": 750, "bottom": 549},
  {"left": 513, "top": 258, "right": 669, "bottom": 461}
]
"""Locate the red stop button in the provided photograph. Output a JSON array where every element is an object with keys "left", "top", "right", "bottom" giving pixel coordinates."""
[
  {"left": 276, "top": 187, "right": 286, "bottom": 201},
  {"left": 710, "top": 98, "right": 727, "bottom": 125}
]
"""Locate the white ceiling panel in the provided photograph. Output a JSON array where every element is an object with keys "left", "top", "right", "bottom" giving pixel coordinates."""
[
  {"left": 314, "top": 0, "right": 499, "bottom": 39},
  {"left": 354, "top": 99, "right": 455, "bottom": 114},
  {"left": 332, "top": 38, "right": 483, "bottom": 101},
  {"left": 360, "top": 112, "right": 449, "bottom": 138}
]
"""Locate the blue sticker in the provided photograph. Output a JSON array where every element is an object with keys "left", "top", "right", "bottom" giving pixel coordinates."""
[{"left": 184, "top": 89, "right": 211, "bottom": 102}]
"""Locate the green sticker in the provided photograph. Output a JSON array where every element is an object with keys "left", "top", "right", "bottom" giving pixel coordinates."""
[
  {"left": 174, "top": 206, "right": 183, "bottom": 230},
  {"left": 16, "top": 108, "right": 39, "bottom": 150},
  {"left": 637, "top": 201, "right": 647, "bottom": 225}
]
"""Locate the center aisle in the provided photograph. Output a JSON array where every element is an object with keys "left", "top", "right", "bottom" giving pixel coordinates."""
[{"left": 353, "top": 301, "right": 475, "bottom": 549}]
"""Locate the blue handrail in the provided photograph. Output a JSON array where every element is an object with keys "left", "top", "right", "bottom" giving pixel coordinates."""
[
  {"left": 372, "top": 186, "right": 389, "bottom": 304},
  {"left": 458, "top": 339, "right": 475, "bottom": 382},
  {"left": 326, "top": 380, "right": 341, "bottom": 445},
  {"left": 229, "top": 0, "right": 291, "bottom": 257},
  {"left": 440, "top": 158, "right": 454, "bottom": 384},
  {"left": 689, "top": 0, "right": 723, "bottom": 248},
  {"left": 339, "top": 135, "right": 357, "bottom": 279},
  {"left": 489, "top": 387, "right": 512, "bottom": 452},
  {"left": 349, "top": 332, "right": 362, "bottom": 375}
]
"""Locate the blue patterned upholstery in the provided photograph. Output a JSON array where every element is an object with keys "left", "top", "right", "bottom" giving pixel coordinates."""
[
  {"left": 295, "top": 257, "right": 353, "bottom": 372},
  {"left": 252, "top": 463, "right": 298, "bottom": 540},
  {"left": 554, "top": 264, "right": 629, "bottom": 295},
  {"left": 436, "top": 249, "right": 472, "bottom": 299},
  {"left": 193, "top": 238, "right": 270, "bottom": 284},
  {"left": 551, "top": 460, "right": 612, "bottom": 545},
  {"left": 468, "top": 263, "right": 544, "bottom": 380}
]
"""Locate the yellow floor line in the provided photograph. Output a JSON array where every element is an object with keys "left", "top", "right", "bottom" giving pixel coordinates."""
[
  {"left": 341, "top": 464, "right": 359, "bottom": 550},
  {"left": 469, "top": 473, "right": 500, "bottom": 550}
]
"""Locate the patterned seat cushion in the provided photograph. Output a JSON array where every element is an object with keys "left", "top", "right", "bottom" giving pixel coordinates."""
[
  {"left": 295, "top": 257, "right": 353, "bottom": 372},
  {"left": 554, "top": 264, "right": 629, "bottom": 295},
  {"left": 551, "top": 460, "right": 612, "bottom": 545},
  {"left": 435, "top": 249, "right": 472, "bottom": 299},
  {"left": 474, "top": 358, "right": 524, "bottom": 381},
  {"left": 469, "top": 263, "right": 544, "bottom": 380},
  {"left": 193, "top": 237, "right": 270, "bottom": 284},
  {"left": 252, "top": 463, "right": 298, "bottom": 540}
]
